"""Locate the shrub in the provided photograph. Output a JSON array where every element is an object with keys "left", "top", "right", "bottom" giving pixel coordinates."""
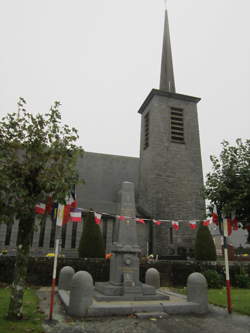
[
  {"left": 235, "top": 274, "right": 250, "bottom": 288},
  {"left": 203, "top": 269, "right": 224, "bottom": 288},
  {"left": 78, "top": 210, "right": 105, "bottom": 258},
  {"left": 195, "top": 223, "right": 217, "bottom": 261}
]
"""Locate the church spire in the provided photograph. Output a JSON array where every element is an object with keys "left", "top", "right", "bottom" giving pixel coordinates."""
[{"left": 159, "top": 4, "right": 176, "bottom": 93}]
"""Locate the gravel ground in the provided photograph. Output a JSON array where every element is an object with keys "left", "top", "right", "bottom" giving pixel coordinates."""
[{"left": 37, "top": 288, "right": 250, "bottom": 333}]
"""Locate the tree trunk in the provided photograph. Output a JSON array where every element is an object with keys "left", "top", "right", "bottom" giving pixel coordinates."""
[{"left": 7, "top": 214, "right": 35, "bottom": 320}]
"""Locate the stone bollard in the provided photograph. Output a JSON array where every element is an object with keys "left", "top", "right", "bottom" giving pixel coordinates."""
[
  {"left": 187, "top": 272, "right": 208, "bottom": 313},
  {"left": 58, "top": 266, "right": 75, "bottom": 291},
  {"left": 145, "top": 268, "right": 160, "bottom": 289},
  {"left": 68, "top": 271, "right": 94, "bottom": 317}
]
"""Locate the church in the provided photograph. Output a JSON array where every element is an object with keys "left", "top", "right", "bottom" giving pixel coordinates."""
[{"left": 0, "top": 7, "right": 205, "bottom": 257}]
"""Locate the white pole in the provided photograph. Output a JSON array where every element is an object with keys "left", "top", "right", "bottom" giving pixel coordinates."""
[{"left": 223, "top": 218, "right": 232, "bottom": 313}]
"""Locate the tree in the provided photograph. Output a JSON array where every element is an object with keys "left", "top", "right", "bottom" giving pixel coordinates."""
[
  {"left": 78, "top": 211, "right": 105, "bottom": 258},
  {"left": 195, "top": 223, "right": 217, "bottom": 261},
  {"left": 204, "top": 139, "right": 250, "bottom": 241},
  {"left": 0, "top": 98, "right": 83, "bottom": 319}
]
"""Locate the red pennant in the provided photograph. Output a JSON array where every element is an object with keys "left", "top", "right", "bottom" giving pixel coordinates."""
[
  {"left": 45, "top": 196, "right": 53, "bottom": 214},
  {"left": 118, "top": 215, "right": 126, "bottom": 221},
  {"left": 94, "top": 212, "right": 102, "bottom": 224},
  {"left": 231, "top": 215, "right": 238, "bottom": 231},
  {"left": 172, "top": 221, "right": 179, "bottom": 230},
  {"left": 153, "top": 219, "right": 162, "bottom": 226},
  {"left": 189, "top": 221, "right": 197, "bottom": 229},
  {"left": 212, "top": 206, "right": 219, "bottom": 225},
  {"left": 203, "top": 219, "right": 210, "bottom": 226},
  {"left": 227, "top": 218, "right": 232, "bottom": 236},
  {"left": 136, "top": 218, "right": 145, "bottom": 224},
  {"left": 35, "top": 203, "right": 46, "bottom": 215}
]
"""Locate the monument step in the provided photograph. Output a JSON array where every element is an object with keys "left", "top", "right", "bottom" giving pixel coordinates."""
[{"left": 135, "top": 312, "right": 169, "bottom": 319}]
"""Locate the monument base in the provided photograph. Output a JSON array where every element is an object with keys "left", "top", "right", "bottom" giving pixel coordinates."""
[{"left": 94, "top": 282, "right": 169, "bottom": 301}]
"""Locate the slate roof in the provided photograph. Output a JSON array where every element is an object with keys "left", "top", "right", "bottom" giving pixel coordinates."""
[{"left": 76, "top": 152, "right": 139, "bottom": 215}]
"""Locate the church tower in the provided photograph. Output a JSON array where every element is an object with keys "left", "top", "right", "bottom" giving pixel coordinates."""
[{"left": 137, "top": 6, "right": 205, "bottom": 256}]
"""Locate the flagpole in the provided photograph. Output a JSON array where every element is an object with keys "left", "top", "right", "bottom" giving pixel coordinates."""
[
  {"left": 222, "top": 217, "right": 232, "bottom": 314},
  {"left": 49, "top": 203, "right": 64, "bottom": 321},
  {"left": 49, "top": 235, "right": 60, "bottom": 320}
]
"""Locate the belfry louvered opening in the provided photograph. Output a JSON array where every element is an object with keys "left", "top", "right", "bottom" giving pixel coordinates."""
[
  {"left": 144, "top": 112, "right": 150, "bottom": 149},
  {"left": 170, "top": 107, "right": 184, "bottom": 143}
]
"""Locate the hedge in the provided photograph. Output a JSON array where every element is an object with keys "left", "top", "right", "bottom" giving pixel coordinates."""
[{"left": 0, "top": 256, "right": 249, "bottom": 287}]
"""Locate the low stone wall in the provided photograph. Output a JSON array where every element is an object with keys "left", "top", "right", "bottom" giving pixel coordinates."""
[{"left": 0, "top": 256, "right": 249, "bottom": 286}]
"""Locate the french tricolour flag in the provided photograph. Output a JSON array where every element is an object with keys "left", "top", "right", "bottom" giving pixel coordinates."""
[{"left": 70, "top": 208, "right": 82, "bottom": 222}]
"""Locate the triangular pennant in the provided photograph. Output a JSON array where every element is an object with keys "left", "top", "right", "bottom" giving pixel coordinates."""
[
  {"left": 172, "top": 221, "right": 179, "bottom": 230},
  {"left": 153, "top": 219, "right": 162, "bottom": 226},
  {"left": 212, "top": 206, "right": 219, "bottom": 225},
  {"left": 94, "top": 212, "right": 102, "bottom": 224},
  {"left": 35, "top": 203, "right": 46, "bottom": 215},
  {"left": 189, "top": 221, "right": 197, "bottom": 230},
  {"left": 231, "top": 212, "right": 238, "bottom": 231},
  {"left": 136, "top": 218, "right": 145, "bottom": 224},
  {"left": 118, "top": 215, "right": 126, "bottom": 221},
  {"left": 202, "top": 219, "right": 210, "bottom": 226}
]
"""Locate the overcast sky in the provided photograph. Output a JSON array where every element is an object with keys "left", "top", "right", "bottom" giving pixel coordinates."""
[{"left": 0, "top": 0, "right": 249, "bottom": 178}]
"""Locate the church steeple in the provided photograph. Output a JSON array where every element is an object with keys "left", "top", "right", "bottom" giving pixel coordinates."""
[{"left": 159, "top": 5, "right": 176, "bottom": 93}]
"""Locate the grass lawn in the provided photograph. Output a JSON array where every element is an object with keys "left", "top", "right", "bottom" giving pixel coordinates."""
[
  {"left": 168, "top": 287, "right": 250, "bottom": 316},
  {"left": 0, "top": 286, "right": 44, "bottom": 333}
]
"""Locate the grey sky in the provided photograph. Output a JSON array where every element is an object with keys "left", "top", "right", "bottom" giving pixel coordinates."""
[{"left": 0, "top": 0, "right": 249, "bottom": 178}]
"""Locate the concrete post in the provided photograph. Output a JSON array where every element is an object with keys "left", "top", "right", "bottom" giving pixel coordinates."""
[
  {"left": 68, "top": 271, "right": 94, "bottom": 317},
  {"left": 58, "top": 266, "right": 75, "bottom": 290},
  {"left": 145, "top": 268, "right": 161, "bottom": 289},
  {"left": 187, "top": 272, "right": 208, "bottom": 313}
]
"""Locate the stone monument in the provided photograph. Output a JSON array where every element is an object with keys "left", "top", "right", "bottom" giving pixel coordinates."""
[{"left": 95, "top": 181, "right": 168, "bottom": 301}]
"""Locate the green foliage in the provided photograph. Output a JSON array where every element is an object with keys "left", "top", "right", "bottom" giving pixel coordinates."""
[
  {"left": 0, "top": 98, "right": 84, "bottom": 222},
  {"left": 235, "top": 274, "right": 250, "bottom": 288},
  {"left": 195, "top": 223, "right": 217, "bottom": 261},
  {"left": 204, "top": 139, "right": 250, "bottom": 239},
  {"left": 78, "top": 211, "right": 105, "bottom": 258},
  {"left": 0, "top": 98, "right": 83, "bottom": 319},
  {"left": 203, "top": 269, "right": 224, "bottom": 289},
  {"left": 0, "top": 287, "right": 44, "bottom": 332}
]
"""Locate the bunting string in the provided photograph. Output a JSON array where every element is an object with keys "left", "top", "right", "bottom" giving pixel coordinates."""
[{"left": 35, "top": 199, "right": 240, "bottom": 235}]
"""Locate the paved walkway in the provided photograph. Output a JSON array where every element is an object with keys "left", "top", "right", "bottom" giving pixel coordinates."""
[{"left": 37, "top": 287, "right": 250, "bottom": 333}]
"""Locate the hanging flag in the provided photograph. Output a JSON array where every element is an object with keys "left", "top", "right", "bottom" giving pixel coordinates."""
[
  {"left": 70, "top": 208, "right": 82, "bottom": 222},
  {"left": 45, "top": 196, "right": 53, "bottom": 214},
  {"left": 35, "top": 203, "right": 46, "bottom": 215},
  {"left": 227, "top": 218, "right": 232, "bottom": 236},
  {"left": 231, "top": 212, "right": 238, "bottom": 231},
  {"left": 94, "top": 212, "right": 102, "bottom": 224},
  {"left": 118, "top": 215, "right": 126, "bottom": 221},
  {"left": 212, "top": 206, "right": 219, "bottom": 225},
  {"left": 63, "top": 204, "right": 71, "bottom": 225},
  {"left": 56, "top": 204, "right": 65, "bottom": 227},
  {"left": 189, "top": 221, "right": 197, "bottom": 230},
  {"left": 136, "top": 218, "right": 145, "bottom": 224},
  {"left": 153, "top": 219, "right": 162, "bottom": 226},
  {"left": 172, "top": 221, "right": 179, "bottom": 230},
  {"left": 203, "top": 219, "right": 211, "bottom": 226}
]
